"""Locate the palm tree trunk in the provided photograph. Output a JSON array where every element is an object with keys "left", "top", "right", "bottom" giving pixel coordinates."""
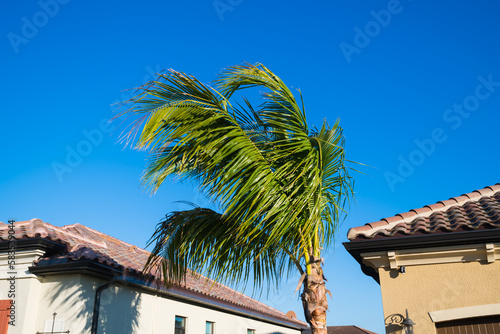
[{"left": 301, "top": 264, "right": 328, "bottom": 334}]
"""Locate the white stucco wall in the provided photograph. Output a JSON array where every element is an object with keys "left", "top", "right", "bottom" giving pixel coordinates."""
[
  {"left": 0, "top": 249, "right": 45, "bottom": 334},
  {"left": 0, "top": 251, "right": 303, "bottom": 334},
  {"left": 35, "top": 274, "right": 97, "bottom": 333},
  {"left": 97, "top": 283, "right": 301, "bottom": 334}
]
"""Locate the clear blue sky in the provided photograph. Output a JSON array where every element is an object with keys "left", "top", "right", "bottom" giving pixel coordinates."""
[{"left": 2, "top": 0, "right": 500, "bottom": 332}]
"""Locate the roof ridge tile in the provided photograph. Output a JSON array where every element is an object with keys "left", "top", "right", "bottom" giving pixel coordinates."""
[{"left": 348, "top": 183, "right": 500, "bottom": 240}]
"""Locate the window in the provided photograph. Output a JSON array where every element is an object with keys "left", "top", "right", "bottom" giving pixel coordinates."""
[
  {"left": 205, "top": 321, "right": 214, "bottom": 334},
  {"left": 247, "top": 329, "right": 255, "bottom": 334},
  {"left": 175, "top": 316, "right": 186, "bottom": 334},
  {"left": 436, "top": 315, "right": 500, "bottom": 334}
]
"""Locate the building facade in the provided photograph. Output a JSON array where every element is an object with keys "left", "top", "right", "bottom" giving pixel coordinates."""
[
  {"left": 0, "top": 219, "right": 307, "bottom": 334},
  {"left": 344, "top": 184, "right": 500, "bottom": 333}
]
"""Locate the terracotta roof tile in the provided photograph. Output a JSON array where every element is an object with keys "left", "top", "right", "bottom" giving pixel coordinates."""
[
  {"left": 487, "top": 184, "right": 500, "bottom": 192},
  {"left": 397, "top": 211, "right": 417, "bottom": 220},
  {"left": 425, "top": 202, "right": 445, "bottom": 211},
  {"left": 474, "top": 188, "right": 494, "bottom": 196},
  {"left": 0, "top": 219, "right": 306, "bottom": 328},
  {"left": 367, "top": 221, "right": 389, "bottom": 229},
  {"left": 437, "top": 199, "right": 459, "bottom": 207},
  {"left": 463, "top": 191, "right": 483, "bottom": 200},
  {"left": 410, "top": 207, "right": 432, "bottom": 215},
  {"left": 382, "top": 216, "right": 402, "bottom": 224},
  {"left": 353, "top": 225, "right": 373, "bottom": 233},
  {"left": 347, "top": 183, "right": 500, "bottom": 240},
  {"left": 452, "top": 195, "right": 470, "bottom": 204}
]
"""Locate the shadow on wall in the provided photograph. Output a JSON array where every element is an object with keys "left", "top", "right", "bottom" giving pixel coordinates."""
[
  {"left": 41, "top": 275, "right": 140, "bottom": 334},
  {"left": 98, "top": 283, "right": 140, "bottom": 333},
  {"left": 385, "top": 323, "right": 403, "bottom": 334},
  {"left": 40, "top": 275, "right": 93, "bottom": 333},
  {"left": 384, "top": 313, "right": 404, "bottom": 334}
]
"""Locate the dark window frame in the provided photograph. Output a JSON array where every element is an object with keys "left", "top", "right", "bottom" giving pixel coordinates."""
[
  {"left": 205, "top": 321, "right": 215, "bottom": 334},
  {"left": 175, "top": 315, "right": 187, "bottom": 334}
]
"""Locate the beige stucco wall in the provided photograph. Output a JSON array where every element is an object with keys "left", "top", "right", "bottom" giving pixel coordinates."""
[{"left": 379, "top": 260, "right": 500, "bottom": 334}]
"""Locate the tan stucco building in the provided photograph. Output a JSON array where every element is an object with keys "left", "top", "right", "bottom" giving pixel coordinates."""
[
  {"left": 0, "top": 219, "right": 307, "bottom": 334},
  {"left": 344, "top": 184, "right": 500, "bottom": 334}
]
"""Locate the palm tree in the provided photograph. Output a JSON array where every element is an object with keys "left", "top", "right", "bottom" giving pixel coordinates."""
[{"left": 117, "top": 63, "right": 354, "bottom": 334}]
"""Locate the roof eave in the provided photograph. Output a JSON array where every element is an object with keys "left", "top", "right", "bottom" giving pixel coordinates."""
[
  {"left": 0, "top": 238, "right": 67, "bottom": 254},
  {"left": 344, "top": 228, "right": 500, "bottom": 283},
  {"left": 29, "top": 259, "right": 122, "bottom": 281}
]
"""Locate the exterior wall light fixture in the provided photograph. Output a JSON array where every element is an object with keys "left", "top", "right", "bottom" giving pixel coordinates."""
[{"left": 401, "top": 309, "right": 416, "bottom": 334}]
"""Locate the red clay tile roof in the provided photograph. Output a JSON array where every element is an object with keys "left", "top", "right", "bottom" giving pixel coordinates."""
[
  {"left": 347, "top": 184, "right": 500, "bottom": 241},
  {"left": 303, "top": 326, "right": 378, "bottom": 334},
  {"left": 0, "top": 219, "right": 306, "bottom": 328}
]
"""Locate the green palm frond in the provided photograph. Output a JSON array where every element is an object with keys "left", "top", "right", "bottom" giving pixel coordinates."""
[
  {"left": 117, "top": 63, "right": 354, "bottom": 290},
  {"left": 145, "top": 205, "right": 302, "bottom": 290}
]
